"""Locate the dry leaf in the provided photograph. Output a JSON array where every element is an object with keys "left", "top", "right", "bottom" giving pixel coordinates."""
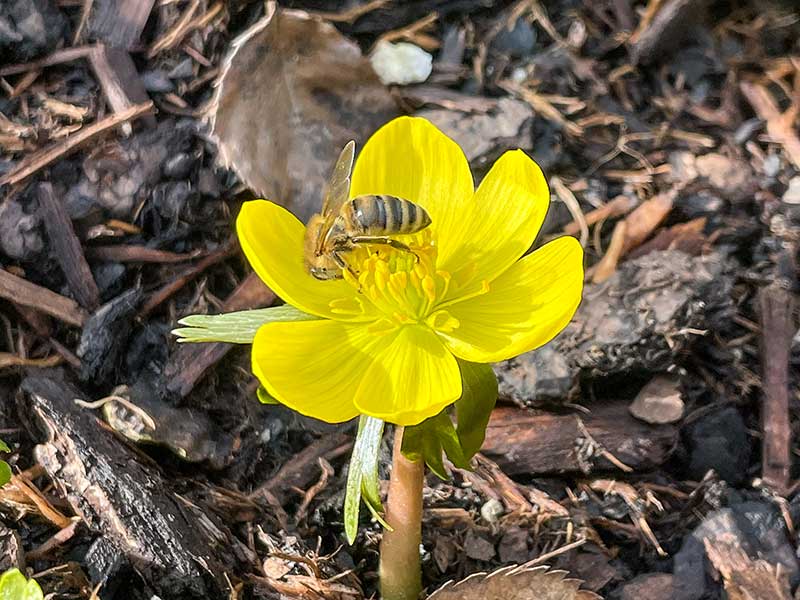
[
  {"left": 428, "top": 564, "right": 600, "bottom": 600},
  {"left": 209, "top": 2, "right": 398, "bottom": 223}
]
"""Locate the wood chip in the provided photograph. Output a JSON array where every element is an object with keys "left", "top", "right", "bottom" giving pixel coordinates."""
[
  {"left": 0, "top": 269, "right": 88, "bottom": 327},
  {"left": 0, "top": 101, "right": 154, "bottom": 187}
]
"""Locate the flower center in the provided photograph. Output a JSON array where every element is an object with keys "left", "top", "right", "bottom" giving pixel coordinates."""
[{"left": 327, "top": 231, "right": 484, "bottom": 335}]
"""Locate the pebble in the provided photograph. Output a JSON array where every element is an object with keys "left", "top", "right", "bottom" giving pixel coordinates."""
[
  {"left": 463, "top": 529, "right": 495, "bottom": 561},
  {"left": 0, "top": 0, "right": 67, "bottom": 62},
  {"left": 620, "top": 573, "right": 673, "bottom": 600},
  {"left": 480, "top": 498, "right": 504, "bottom": 524},
  {"left": 370, "top": 41, "right": 432, "bottom": 85},
  {"left": 629, "top": 375, "right": 684, "bottom": 424},
  {"left": 0, "top": 199, "right": 43, "bottom": 261},
  {"left": 491, "top": 17, "right": 537, "bottom": 58},
  {"left": 494, "top": 345, "right": 575, "bottom": 407},
  {"left": 686, "top": 407, "right": 750, "bottom": 485},
  {"left": 782, "top": 176, "right": 800, "bottom": 205},
  {"left": 142, "top": 70, "right": 175, "bottom": 93},
  {"left": 163, "top": 153, "right": 194, "bottom": 179}
]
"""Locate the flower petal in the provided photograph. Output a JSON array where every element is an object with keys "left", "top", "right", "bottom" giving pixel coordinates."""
[
  {"left": 440, "top": 149, "right": 550, "bottom": 290},
  {"left": 349, "top": 117, "right": 474, "bottom": 264},
  {"left": 252, "top": 320, "right": 383, "bottom": 423},
  {"left": 237, "top": 200, "right": 369, "bottom": 320},
  {"left": 441, "top": 236, "right": 584, "bottom": 363},
  {"left": 354, "top": 325, "right": 461, "bottom": 426}
]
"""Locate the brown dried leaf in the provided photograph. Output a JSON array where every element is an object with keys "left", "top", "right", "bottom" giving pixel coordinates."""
[
  {"left": 428, "top": 564, "right": 600, "bottom": 600},
  {"left": 209, "top": 2, "right": 398, "bottom": 223}
]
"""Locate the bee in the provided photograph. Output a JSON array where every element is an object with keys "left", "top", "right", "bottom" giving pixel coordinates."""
[{"left": 304, "top": 140, "right": 432, "bottom": 281}]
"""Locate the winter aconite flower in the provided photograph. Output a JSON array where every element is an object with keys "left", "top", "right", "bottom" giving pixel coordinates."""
[{"left": 236, "top": 117, "right": 583, "bottom": 426}]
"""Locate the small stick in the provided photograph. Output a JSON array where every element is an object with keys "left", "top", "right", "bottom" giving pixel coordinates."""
[
  {"left": 38, "top": 183, "right": 100, "bottom": 310},
  {"left": 0, "top": 101, "right": 154, "bottom": 187},
  {"left": 759, "top": 282, "right": 794, "bottom": 495},
  {"left": 0, "top": 269, "right": 87, "bottom": 327}
]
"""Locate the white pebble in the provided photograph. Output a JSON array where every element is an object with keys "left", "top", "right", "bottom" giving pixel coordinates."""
[{"left": 370, "top": 41, "right": 433, "bottom": 86}]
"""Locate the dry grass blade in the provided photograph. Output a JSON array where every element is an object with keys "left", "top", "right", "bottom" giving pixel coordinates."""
[{"left": 428, "top": 564, "right": 600, "bottom": 600}]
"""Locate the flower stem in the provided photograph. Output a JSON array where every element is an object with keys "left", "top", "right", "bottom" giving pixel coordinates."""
[{"left": 379, "top": 426, "right": 424, "bottom": 600}]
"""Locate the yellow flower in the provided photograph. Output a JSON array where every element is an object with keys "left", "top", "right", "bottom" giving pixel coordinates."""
[{"left": 237, "top": 117, "right": 583, "bottom": 426}]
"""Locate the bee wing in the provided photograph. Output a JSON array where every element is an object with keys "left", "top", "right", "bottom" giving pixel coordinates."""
[{"left": 321, "top": 140, "right": 356, "bottom": 217}]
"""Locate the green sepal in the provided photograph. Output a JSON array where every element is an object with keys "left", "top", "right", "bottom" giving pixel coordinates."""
[
  {"left": 171, "top": 305, "right": 317, "bottom": 344},
  {"left": 256, "top": 387, "right": 280, "bottom": 405},
  {"left": 402, "top": 360, "right": 497, "bottom": 479},
  {"left": 0, "top": 462, "right": 10, "bottom": 488},
  {"left": 0, "top": 568, "right": 44, "bottom": 600},
  {"left": 0, "top": 439, "right": 9, "bottom": 453},
  {"left": 344, "top": 416, "right": 389, "bottom": 544}
]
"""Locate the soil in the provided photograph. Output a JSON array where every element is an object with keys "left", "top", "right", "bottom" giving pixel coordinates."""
[{"left": 0, "top": 1, "right": 799, "bottom": 599}]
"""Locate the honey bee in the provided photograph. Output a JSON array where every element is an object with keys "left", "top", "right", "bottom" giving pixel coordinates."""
[{"left": 304, "top": 140, "right": 432, "bottom": 280}]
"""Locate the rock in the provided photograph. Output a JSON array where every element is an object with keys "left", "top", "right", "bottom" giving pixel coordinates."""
[
  {"left": 673, "top": 502, "right": 798, "bottom": 600},
  {"left": 629, "top": 375, "right": 684, "bottom": 424},
  {"left": 497, "top": 527, "right": 529, "bottom": 564},
  {"left": 782, "top": 177, "right": 800, "bottom": 205},
  {"left": 669, "top": 151, "right": 756, "bottom": 201},
  {"left": 494, "top": 345, "right": 575, "bottom": 407},
  {"left": 0, "top": 0, "right": 68, "bottom": 62},
  {"left": 92, "top": 262, "right": 127, "bottom": 299},
  {"left": 0, "top": 525, "right": 23, "bottom": 573},
  {"left": 464, "top": 529, "right": 495, "bottom": 561},
  {"left": 687, "top": 407, "right": 750, "bottom": 485},
  {"left": 480, "top": 498, "right": 504, "bottom": 524},
  {"left": 419, "top": 96, "right": 534, "bottom": 167},
  {"left": 163, "top": 153, "right": 194, "bottom": 179},
  {"left": 0, "top": 198, "right": 43, "bottom": 261},
  {"left": 370, "top": 41, "right": 433, "bottom": 85},
  {"left": 680, "top": 191, "right": 724, "bottom": 218},
  {"left": 491, "top": 17, "right": 537, "bottom": 57},
  {"left": 571, "top": 552, "right": 620, "bottom": 592},
  {"left": 620, "top": 573, "right": 673, "bottom": 600},
  {"left": 142, "top": 70, "right": 175, "bottom": 93},
  {"left": 77, "top": 289, "right": 141, "bottom": 386}
]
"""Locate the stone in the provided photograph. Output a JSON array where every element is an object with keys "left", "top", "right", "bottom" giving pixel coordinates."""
[
  {"left": 782, "top": 177, "right": 800, "bottom": 205},
  {"left": 495, "top": 345, "right": 575, "bottom": 407},
  {"left": 497, "top": 527, "right": 529, "bottom": 564},
  {"left": 0, "top": 198, "right": 43, "bottom": 261},
  {"left": 370, "top": 41, "right": 432, "bottom": 85},
  {"left": 463, "top": 530, "right": 495, "bottom": 561},
  {"left": 491, "top": 17, "right": 537, "bottom": 57},
  {"left": 620, "top": 573, "right": 673, "bottom": 600},
  {"left": 629, "top": 375, "right": 684, "bottom": 424},
  {"left": 0, "top": 0, "right": 68, "bottom": 62},
  {"left": 687, "top": 407, "right": 750, "bottom": 485}
]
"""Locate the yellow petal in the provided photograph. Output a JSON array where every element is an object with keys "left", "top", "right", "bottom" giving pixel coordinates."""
[
  {"left": 441, "top": 236, "right": 584, "bottom": 363},
  {"left": 252, "top": 320, "right": 382, "bottom": 423},
  {"left": 354, "top": 325, "right": 461, "bottom": 426},
  {"left": 349, "top": 117, "right": 474, "bottom": 264},
  {"left": 440, "top": 149, "right": 550, "bottom": 292},
  {"left": 236, "top": 200, "right": 369, "bottom": 320}
]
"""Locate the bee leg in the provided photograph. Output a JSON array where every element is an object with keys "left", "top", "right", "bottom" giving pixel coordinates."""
[
  {"left": 350, "top": 236, "right": 421, "bottom": 263},
  {"left": 332, "top": 249, "right": 361, "bottom": 289}
]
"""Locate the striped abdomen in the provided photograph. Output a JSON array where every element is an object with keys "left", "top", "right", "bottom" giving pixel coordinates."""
[{"left": 347, "top": 195, "right": 432, "bottom": 235}]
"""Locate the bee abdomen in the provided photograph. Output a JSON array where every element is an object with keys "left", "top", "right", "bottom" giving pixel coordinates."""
[{"left": 349, "top": 195, "right": 432, "bottom": 235}]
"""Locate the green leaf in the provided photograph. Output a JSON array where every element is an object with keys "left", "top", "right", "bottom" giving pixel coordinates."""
[
  {"left": 0, "top": 439, "right": 9, "bottom": 453},
  {"left": 402, "top": 360, "right": 497, "bottom": 479},
  {"left": 0, "top": 462, "right": 10, "bottom": 488},
  {"left": 171, "top": 305, "right": 318, "bottom": 343},
  {"left": 256, "top": 387, "right": 280, "bottom": 405},
  {"left": 453, "top": 361, "right": 498, "bottom": 460},
  {"left": 344, "top": 416, "right": 387, "bottom": 544},
  {"left": 0, "top": 569, "right": 44, "bottom": 600}
]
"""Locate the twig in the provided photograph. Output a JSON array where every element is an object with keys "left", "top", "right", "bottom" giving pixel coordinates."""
[
  {"left": 758, "top": 282, "right": 794, "bottom": 495},
  {"left": 0, "top": 269, "right": 88, "bottom": 327},
  {"left": 740, "top": 81, "right": 800, "bottom": 170},
  {"left": 0, "top": 101, "right": 154, "bottom": 187}
]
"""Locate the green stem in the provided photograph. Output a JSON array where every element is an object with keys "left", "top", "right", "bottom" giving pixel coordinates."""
[{"left": 379, "top": 426, "right": 424, "bottom": 600}]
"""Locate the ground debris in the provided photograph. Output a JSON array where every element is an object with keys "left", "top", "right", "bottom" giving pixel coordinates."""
[{"left": 19, "top": 373, "right": 242, "bottom": 598}]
